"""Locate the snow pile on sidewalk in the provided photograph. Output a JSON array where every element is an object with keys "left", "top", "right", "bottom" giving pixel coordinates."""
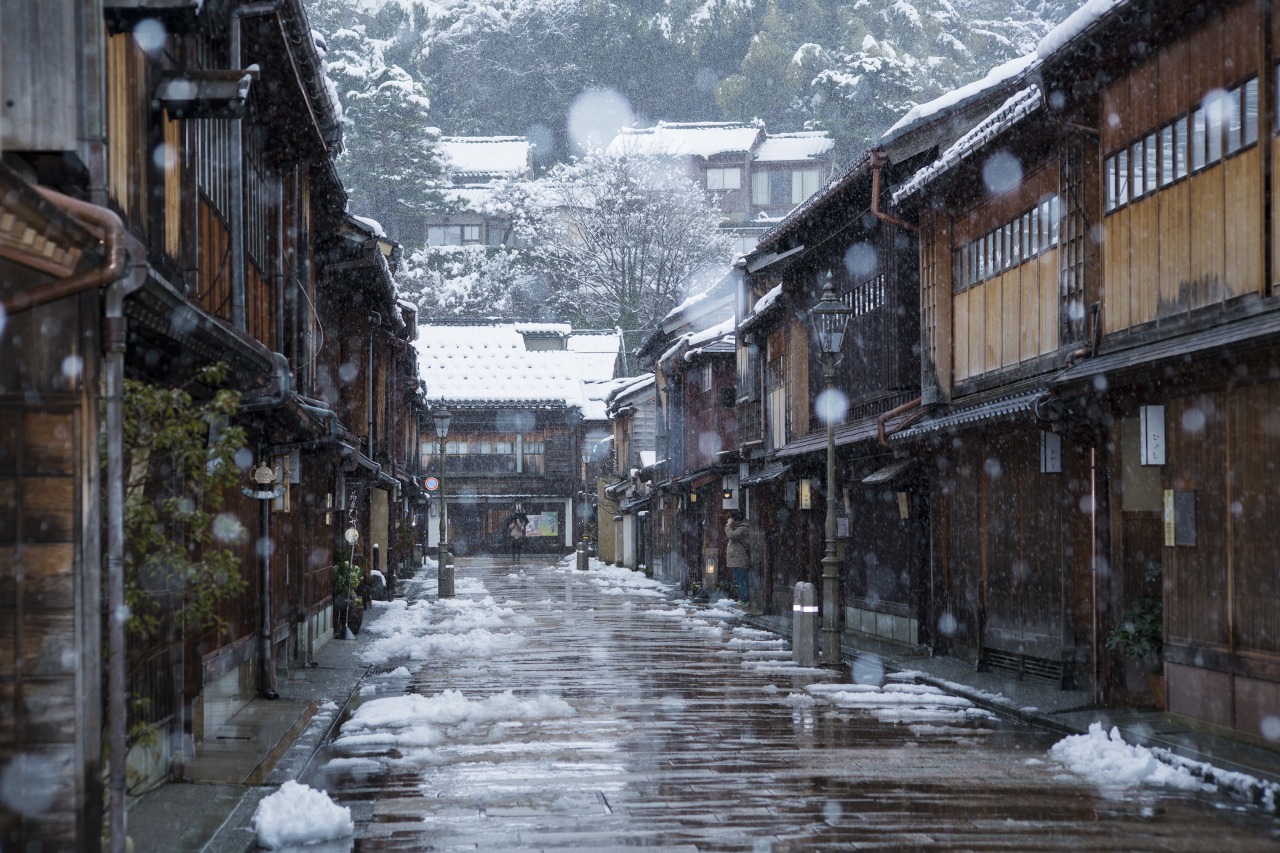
[
  {"left": 251, "top": 780, "right": 352, "bottom": 849},
  {"left": 336, "top": 689, "right": 577, "bottom": 750},
  {"left": 1049, "top": 723, "right": 1215, "bottom": 791}
]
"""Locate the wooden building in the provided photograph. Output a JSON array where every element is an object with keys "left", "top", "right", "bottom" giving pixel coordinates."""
[
  {"left": 736, "top": 151, "right": 927, "bottom": 633},
  {"left": 638, "top": 268, "right": 739, "bottom": 591},
  {"left": 889, "top": 0, "right": 1280, "bottom": 735},
  {"left": 415, "top": 322, "right": 620, "bottom": 555},
  {"left": 600, "top": 373, "right": 658, "bottom": 571},
  {"left": 0, "top": 0, "right": 425, "bottom": 846}
]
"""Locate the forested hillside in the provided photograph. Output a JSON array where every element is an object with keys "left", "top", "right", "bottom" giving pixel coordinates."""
[{"left": 303, "top": 0, "right": 1077, "bottom": 320}]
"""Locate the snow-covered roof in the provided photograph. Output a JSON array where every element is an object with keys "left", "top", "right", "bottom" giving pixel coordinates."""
[
  {"left": 879, "top": 53, "right": 1038, "bottom": 143},
  {"left": 662, "top": 264, "right": 736, "bottom": 327},
  {"left": 894, "top": 85, "right": 1043, "bottom": 204},
  {"left": 754, "top": 131, "right": 833, "bottom": 163},
  {"left": 1037, "top": 0, "right": 1127, "bottom": 61},
  {"left": 684, "top": 317, "right": 736, "bottom": 361},
  {"left": 440, "top": 137, "right": 531, "bottom": 179},
  {"left": 751, "top": 283, "right": 784, "bottom": 317},
  {"left": 415, "top": 322, "right": 619, "bottom": 408},
  {"left": 607, "top": 121, "right": 763, "bottom": 159}
]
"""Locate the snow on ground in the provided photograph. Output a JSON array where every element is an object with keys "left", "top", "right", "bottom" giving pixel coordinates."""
[
  {"left": 1049, "top": 724, "right": 1215, "bottom": 792},
  {"left": 336, "top": 689, "right": 577, "bottom": 751},
  {"left": 358, "top": 583, "right": 533, "bottom": 667},
  {"left": 803, "top": 680, "right": 995, "bottom": 724},
  {"left": 252, "top": 780, "right": 353, "bottom": 850}
]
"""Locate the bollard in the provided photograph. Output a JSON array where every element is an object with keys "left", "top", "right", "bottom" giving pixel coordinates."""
[
  {"left": 576, "top": 541, "right": 588, "bottom": 571},
  {"left": 438, "top": 545, "right": 454, "bottom": 598},
  {"left": 792, "top": 582, "right": 818, "bottom": 667}
]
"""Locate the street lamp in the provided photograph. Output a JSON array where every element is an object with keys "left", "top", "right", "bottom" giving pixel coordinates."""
[
  {"left": 810, "top": 271, "right": 851, "bottom": 667},
  {"left": 433, "top": 407, "right": 453, "bottom": 597}
]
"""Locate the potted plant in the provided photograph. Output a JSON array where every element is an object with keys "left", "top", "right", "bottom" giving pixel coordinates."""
[
  {"left": 333, "top": 558, "right": 364, "bottom": 636},
  {"left": 1106, "top": 562, "right": 1164, "bottom": 708}
]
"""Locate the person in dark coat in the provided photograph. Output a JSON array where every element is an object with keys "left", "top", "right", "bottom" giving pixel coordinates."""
[
  {"left": 725, "top": 510, "right": 751, "bottom": 606},
  {"left": 509, "top": 514, "right": 528, "bottom": 560}
]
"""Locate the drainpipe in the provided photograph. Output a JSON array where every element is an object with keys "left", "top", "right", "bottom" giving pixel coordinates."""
[
  {"left": 869, "top": 151, "right": 919, "bottom": 234},
  {"left": 0, "top": 188, "right": 127, "bottom": 315},
  {"left": 229, "top": 1, "right": 284, "bottom": 331},
  {"left": 877, "top": 397, "right": 923, "bottom": 448},
  {"left": 368, "top": 311, "right": 380, "bottom": 459},
  {"left": 4, "top": 189, "right": 137, "bottom": 853}
]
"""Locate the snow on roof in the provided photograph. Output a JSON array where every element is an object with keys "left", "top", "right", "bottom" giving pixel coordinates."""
[
  {"left": 751, "top": 283, "right": 784, "bottom": 318},
  {"left": 1037, "top": 0, "right": 1128, "bottom": 61},
  {"left": 894, "top": 85, "right": 1042, "bottom": 204},
  {"left": 607, "top": 121, "right": 763, "bottom": 159},
  {"left": 416, "top": 323, "right": 619, "bottom": 408},
  {"left": 350, "top": 214, "right": 385, "bottom": 238},
  {"left": 440, "top": 137, "right": 531, "bottom": 178},
  {"left": 684, "top": 317, "right": 736, "bottom": 360},
  {"left": 663, "top": 264, "right": 735, "bottom": 325},
  {"left": 880, "top": 53, "right": 1038, "bottom": 141},
  {"left": 754, "top": 131, "right": 834, "bottom": 163}
]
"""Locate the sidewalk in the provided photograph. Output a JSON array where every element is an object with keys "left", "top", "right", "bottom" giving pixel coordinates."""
[
  {"left": 745, "top": 611, "right": 1280, "bottom": 811},
  {"left": 126, "top": 606, "right": 378, "bottom": 853}
]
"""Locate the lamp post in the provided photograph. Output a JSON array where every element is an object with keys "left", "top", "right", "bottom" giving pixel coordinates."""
[
  {"left": 810, "top": 272, "right": 851, "bottom": 667},
  {"left": 433, "top": 407, "right": 453, "bottom": 597}
]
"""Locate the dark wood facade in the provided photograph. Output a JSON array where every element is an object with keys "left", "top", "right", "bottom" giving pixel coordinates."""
[
  {"left": 891, "top": 0, "right": 1280, "bottom": 730},
  {"left": 0, "top": 0, "right": 425, "bottom": 846}
]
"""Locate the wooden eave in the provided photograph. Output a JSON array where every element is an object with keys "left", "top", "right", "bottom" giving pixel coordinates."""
[{"left": 0, "top": 167, "right": 97, "bottom": 280}]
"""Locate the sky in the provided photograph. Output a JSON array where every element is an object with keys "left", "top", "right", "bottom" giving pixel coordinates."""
[{"left": 250, "top": 555, "right": 1274, "bottom": 847}]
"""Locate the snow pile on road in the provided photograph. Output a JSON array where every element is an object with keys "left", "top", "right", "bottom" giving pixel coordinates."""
[
  {"left": 1049, "top": 724, "right": 1215, "bottom": 791},
  {"left": 251, "top": 781, "right": 353, "bottom": 850},
  {"left": 568, "top": 556, "right": 673, "bottom": 597},
  {"left": 805, "top": 681, "right": 995, "bottom": 724},
  {"left": 336, "top": 689, "right": 577, "bottom": 749},
  {"left": 359, "top": 584, "right": 532, "bottom": 667}
]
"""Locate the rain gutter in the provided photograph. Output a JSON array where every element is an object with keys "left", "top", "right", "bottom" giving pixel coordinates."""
[
  {"left": 0, "top": 186, "right": 126, "bottom": 314},
  {"left": 877, "top": 397, "right": 924, "bottom": 448}
]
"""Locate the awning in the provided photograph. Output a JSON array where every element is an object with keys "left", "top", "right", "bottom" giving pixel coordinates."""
[
  {"left": 1050, "top": 310, "right": 1280, "bottom": 392},
  {"left": 776, "top": 414, "right": 881, "bottom": 458},
  {"left": 603, "top": 479, "right": 630, "bottom": 497},
  {"left": 740, "top": 463, "right": 790, "bottom": 487},
  {"left": 892, "top": 388, "right": 1043, "bottom": 441},
  {"left": 861, "top": 458, "right": 917, "bottom": 485},
  {"left": 156, "top": 70, "right": 254, "bottom": 119}
]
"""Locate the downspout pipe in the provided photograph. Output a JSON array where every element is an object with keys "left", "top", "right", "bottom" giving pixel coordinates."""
[
  {"left": 0, "top": 187, "right": 127, "bottom": 315},
  {"left": 368, "top": 311, "right": 380, "bottom": 459},
  {"left": 877, "top": 397, "right": 923, "bottom": 448},
  {"left": 869, "top": 151, "right": 919, "bottom": 234},
  {"left": 229, "top": 0, "right": 285, "bottom": 331}
]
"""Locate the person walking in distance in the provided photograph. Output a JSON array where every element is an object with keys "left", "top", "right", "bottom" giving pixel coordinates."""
[
  {"left": 509, "top": 514, "right": 527, "bottom": 561},
  {"left": 725, "top": 510, "right": 751, "bottom": 608}
]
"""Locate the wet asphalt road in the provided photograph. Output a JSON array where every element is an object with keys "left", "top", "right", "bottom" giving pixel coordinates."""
[{"left": 306, "top": 556, "right": 1280, "bottom": 851}]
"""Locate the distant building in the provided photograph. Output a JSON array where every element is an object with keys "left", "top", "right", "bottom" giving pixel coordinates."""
[
  {"left": 606, "top": 121, "right": 835, "bottom": 250},
  {"left": 422, "top": 136, "right": 533, "bottom": 248},
  {"left": 415, "top": 322, "right": 621, "bottom": 554}
]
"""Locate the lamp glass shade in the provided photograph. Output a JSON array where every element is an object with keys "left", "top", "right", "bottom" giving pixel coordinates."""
[
  {"left": 810, "top": 276, "right": 851, "bottom": 356},
  {"left": 432, "top": 408, "right": 452, "bottom": 439}
]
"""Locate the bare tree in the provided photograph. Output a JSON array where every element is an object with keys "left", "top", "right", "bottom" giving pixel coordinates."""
[{"left": 517, "top": 150, "right": 735, "bottom": 332}]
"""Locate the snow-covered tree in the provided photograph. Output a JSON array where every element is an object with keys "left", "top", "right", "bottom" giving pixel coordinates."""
[
  {"left": 306, "top": 0, "right": 451, "bottom": 241},
  {"left": 516, "top": 151, "right": 735, "bottom": 332}
]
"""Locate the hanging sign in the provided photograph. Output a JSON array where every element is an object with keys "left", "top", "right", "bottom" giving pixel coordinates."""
[{"left": 344, "top": 527, "right": 360, "bottom": 545}]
